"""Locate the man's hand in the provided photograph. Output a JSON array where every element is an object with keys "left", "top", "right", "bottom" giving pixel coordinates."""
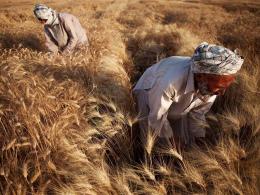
[
  {"left": 59, "top": 48, "right": 71, "bottom": 56},
  {"left": 169, "top": 136, "right": 181, "bottom": 153}
]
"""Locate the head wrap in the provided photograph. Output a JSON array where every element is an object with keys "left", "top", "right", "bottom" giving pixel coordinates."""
[
  {"left": 33, "top": 4, "right": 57, "bottom": 26},
  {"left": 192, "top": 42, "right": 244, "bottom": 75}
]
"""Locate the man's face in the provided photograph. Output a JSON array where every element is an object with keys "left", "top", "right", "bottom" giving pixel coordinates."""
[{"left": 195, "top": 73, "right": 235, "bottom": 96}]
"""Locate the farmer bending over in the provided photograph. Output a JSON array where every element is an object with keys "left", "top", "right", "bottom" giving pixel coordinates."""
[
  {"left": 33, "top": 4, "right": 89, "bottom": 55},
  {"left": 133, "top": 42, "right": 244, "bottom": 151}
]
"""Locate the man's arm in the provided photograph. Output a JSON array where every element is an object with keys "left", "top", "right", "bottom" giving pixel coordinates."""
[
  {"left": 44, "top": 29, "right": 59, "bottom": 54},
  {"left": 62, "top": 16, "right": 78, "bottom": 54},
  {"left": 147, "top": 81, "right": 176, "bottom": 138},
  {"left": 188, "top": 95, "right": 217, "bottom": 138}
]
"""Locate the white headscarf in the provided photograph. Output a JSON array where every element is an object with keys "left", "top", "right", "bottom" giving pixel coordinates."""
[
  {"left": 192, "top": 42, "right": 244, "bottom": 75},
  {"left": 33, "top": 4, "right": 57, "bottom": 26}
]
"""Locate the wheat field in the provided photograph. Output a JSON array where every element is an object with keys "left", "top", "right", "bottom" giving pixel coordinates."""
[{"left": 0, "top": 0, "right": 259, "bottom": 194}]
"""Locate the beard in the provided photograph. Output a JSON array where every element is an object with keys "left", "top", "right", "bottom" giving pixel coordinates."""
[{"left": 197, "top": 82, "right": 214, "bottom": 96}]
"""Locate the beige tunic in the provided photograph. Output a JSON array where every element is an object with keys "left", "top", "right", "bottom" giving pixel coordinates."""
[
  {"left": 44, "top": 13, "right": 89, "bottom": 54},
  {"left": 133, "top": 56, "right": 216, "bottom": 144}
]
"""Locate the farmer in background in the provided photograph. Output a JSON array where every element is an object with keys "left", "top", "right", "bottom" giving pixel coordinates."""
[
  {"left": 133, "top": 42, "right": 244, "bottom": 151},
  {"left": 33, "top": 4, "right": 89, "bottom": 55}
]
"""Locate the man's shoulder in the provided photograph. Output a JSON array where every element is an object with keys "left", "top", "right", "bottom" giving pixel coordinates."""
[
  {"left": 58, "top": 12, "right": 77, "bottom": 21},
  {"left": 155, "top": 56, "right": 191, "bottom": 74},
  {"left": 158, "top": 56, "right": 192, "bottom": 91},
  {"left": 160, "top": 56, "right": 191, "bottom": 66}
]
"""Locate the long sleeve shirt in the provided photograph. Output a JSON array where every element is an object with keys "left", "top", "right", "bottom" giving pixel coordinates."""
[
  {"left": 133, "top": 56, "right": 216, "bottom": 142},
  {"left": 44, "top": 13, "right": 89, "bottom": 54}
]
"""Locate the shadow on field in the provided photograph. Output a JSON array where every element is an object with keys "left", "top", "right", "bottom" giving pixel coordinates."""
[
  {"left": 162, "top": 10, "right": 189, "bottom": 25},
  {"left": 117, "top": 15, "right": 145, "bottom": 29},
  {"left": 0, "top": 32, "right": 44, "bottom": 51},
  {"left": 217, "top": 19, "right": 259, "bottom": 54},
  {"left": 126, "top": 31, "right": 181, "bottom": 83},
  {"left": 104, "top": 123, "right": 138, "bottom": 167},
  {"left": 221, "top": 3, "right": 260, "bottom": 14},
  {"left": 24, "top": 62, "right": 94, "bottom": 90}
]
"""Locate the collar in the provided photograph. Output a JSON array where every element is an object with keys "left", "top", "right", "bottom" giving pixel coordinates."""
[
  {"left": 51, "top": 14, "right": 60, "bottom": 26},
  {"left": 50, "top": 13, "right": 59, "bottom": 26}
]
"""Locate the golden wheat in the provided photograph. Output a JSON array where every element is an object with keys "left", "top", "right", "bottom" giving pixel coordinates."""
[{"left": 0, "top": 0, "right": 259, "bottom": 194}]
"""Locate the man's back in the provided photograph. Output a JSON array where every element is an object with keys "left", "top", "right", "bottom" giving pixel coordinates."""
[
  {"left": 133, "top": 56, "right": 191, "bottom": 94},
  {"left": 58, "top": 13, "right": 88, "bottom": 45}
]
